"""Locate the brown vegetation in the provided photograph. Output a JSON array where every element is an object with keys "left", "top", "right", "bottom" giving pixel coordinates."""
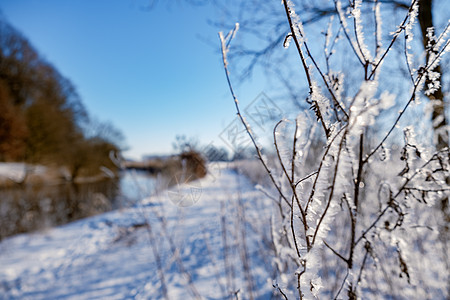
[
  {"left": 0, "top": 17, "right": 123, "bottom": 179},
  {"left": 125, "top": 150, "right": 207, "bottom": 182}
]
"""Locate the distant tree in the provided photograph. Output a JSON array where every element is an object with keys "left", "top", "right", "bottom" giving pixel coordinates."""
[
  {"left": 65, "top": 137, "right": 121, "bottom": 179},
  {"left": 172, "top": 134, "right": 199, "bottom": 153},
  {"left": 0, "top": 79, "right": 27, "bottom": 161},
  {"left": 0, "top": 17, "right": 123, "bottom": 178},
  {"left": 231, "top": 146, "right": 256, "bottom": 161},
  {"left": 203, "top": 144, "right": 229, "bottom": 161},
  {"left": 83, "top": 117, "right": 126, "bottom": 151},
  {"left": 23, "top": 81, "right": 84, "bottom": 164}
]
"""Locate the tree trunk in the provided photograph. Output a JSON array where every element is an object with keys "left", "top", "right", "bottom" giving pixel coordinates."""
[{"left": 418, "top": 0, "right": 449, "bottom": 150}]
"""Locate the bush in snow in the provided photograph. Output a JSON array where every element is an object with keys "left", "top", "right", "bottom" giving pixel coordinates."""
[{"left": 220, "top": 0, "right": 449, "bottom": 298}]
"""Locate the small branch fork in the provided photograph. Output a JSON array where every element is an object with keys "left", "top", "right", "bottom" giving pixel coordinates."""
[{"left": 281, "top": 0, "right": 331, "bottom": 137}]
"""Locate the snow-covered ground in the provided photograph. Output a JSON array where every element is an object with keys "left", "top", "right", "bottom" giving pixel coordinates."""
[
  {"left": 0, "top": 163, "right": 275, "bottom": 299},
  {"left": 0, "top": 163, "right": 47, "bottom": 183}
]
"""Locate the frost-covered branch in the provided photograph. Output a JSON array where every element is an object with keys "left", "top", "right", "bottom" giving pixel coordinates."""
[
  {"left": 219, "top": 25, "right": 292, "bottom": 208},
  {"left": 218, "top": 0, "right": 449, "bottom": 298}
]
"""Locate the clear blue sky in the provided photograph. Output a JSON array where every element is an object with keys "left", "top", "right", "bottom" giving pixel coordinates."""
[{"left": 0, "top": 0, "right": 266, "bottom": 160}]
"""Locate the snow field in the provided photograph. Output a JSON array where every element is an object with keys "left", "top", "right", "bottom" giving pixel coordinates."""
[{"left": 0, "top": 163, "right": 276, "bottom": 299}]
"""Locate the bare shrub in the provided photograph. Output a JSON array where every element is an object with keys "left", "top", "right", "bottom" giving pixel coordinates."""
[{"left": 219, "top": 0, "right": 449, "bottom": 298}]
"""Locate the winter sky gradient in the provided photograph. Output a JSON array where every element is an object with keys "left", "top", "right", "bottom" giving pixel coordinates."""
[{"left": 0, "top": 0, "right": 266, "bottom": 159}]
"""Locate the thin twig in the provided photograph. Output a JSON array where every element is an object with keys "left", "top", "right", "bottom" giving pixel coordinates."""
[
  {"left": 273, "top": 120, "right": 310, "bottom": 249},
  {"left": 219, "top": 27, "right": 291, "bottom": 208},
  {"left": 295, "top": 171, "right": 319, "bottom": 188},
  {"left": 274, "top": 121, "right": 308, "bottom": 223},
  {"left": 368, "top": 0, "right": 419, "bottom": 80},
  {"left": 305, "top": 125, "right": 347, "bottom": 213},
  {"left": 312, "top": 132, "right": 345, "bottom": 246},
  {"left": 334, "top": 0, "right": 365, "bottom": 66},
  {"left": 356, "top": 243, "right": 371, "bottom": 285},
  {"left": 333, "top": 269, "right": 349, "bottom": 300},
  {"left": 274, "top": 283, "right": 289, "bottom": 300},
  {"left": 282, "top": 0, "right": 330, "bottom": 137},
  {"left": 355, "top": 205, "right": 390, "bottom": 245},
  {"left": 324, "top": 240, "right": 348, "bottom": 263}
]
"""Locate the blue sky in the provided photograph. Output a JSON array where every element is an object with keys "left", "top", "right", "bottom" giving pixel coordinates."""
[{"left": 0, "top": 0, "right": 267, "bottom": 159}]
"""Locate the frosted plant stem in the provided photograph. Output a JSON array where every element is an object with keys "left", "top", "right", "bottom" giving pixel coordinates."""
[
  {"left": 373, "top": 0, "right": 382, "bottom": 61},
  {"left": 291, "top": 120, "right": 298, "bottom": 182},
  {"left": 289, "top": 195, "right": 302, "bottom": 259},
  {"left": 281, "top": 0, "right": 330, "bottom": 137},
  {"left": 334, "top": 0, "right": 365, "bottom": 66},
  {"left": 312, "top": 133, "right": 345, "bottom": 246},
  {"left": 235, "top": 178, "right": 255, "bottom": 300},
  {"left": 274, "top": 121, "right": 308, "bottom": 245},
  {"left": 292, "top": 17, "right": 348, "bottom": 120},
  {"left": 123, "top": 166, "right": 170, "bottom": 300},
  {"left": 220, "top": 200, "right": 234, "bottom": 297},
  {"left": 273, "top": 283, "right": 289, "bottom": 300},
  {"left": 200, "top": 226, "right": 228, "bottom": 297},
  {"left": 369, "top": 0, "right": 419, "bottom": 80},
  {"left": 305, "top": 125, "right": 347, "bottom": 213},
  {"left": 394, "top": 151, "right": 448, "bottom": 199},
  {"left": 352, "top": 0, "right": 371, "bottom": 65},
  {"left": 365, "top": 37, "right": 448, "bottom": 163},
  {"left": 142, "top": 218, "right": 169, "bottom": 300},
  {"left": 356, "top": 244, "right": 370, "bottom": 285},
  {"left": 404, "top": 31, "right": 416, "bottom": 84},
  {"left": 348, "top": 133, "right": 365, "bottom": 268},
  {"left": 219, "top": 28, "right": 291, "bottom": 208},
  {"left": 333, "top": 269, "right": 349, "bottom": 300},
  {"left": 149, "top": 205, "right": 202, "bottom": 299},
  {"left": 355, "top": 205, "right": 390, "bottom": 246}
]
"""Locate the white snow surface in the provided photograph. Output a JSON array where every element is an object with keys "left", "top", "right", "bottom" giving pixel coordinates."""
[
  {"left": 0, "top": 163, "right": 47, "bottom": 182},
  {"left": 0, "top": 163, "right": 274, "bottom": 299}
]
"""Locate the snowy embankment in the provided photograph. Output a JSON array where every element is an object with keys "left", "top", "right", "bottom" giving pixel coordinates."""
[
  {"left": 0, "top": 163, "right": 275, "bottom": 299},
  {"left": 0, "top": 163, "right": 48, "bottom": 184}
]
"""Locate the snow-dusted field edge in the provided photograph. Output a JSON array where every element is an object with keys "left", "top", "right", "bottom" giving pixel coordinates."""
[{"left": 0, "top": 163, "right": 275, "bottom": 299}]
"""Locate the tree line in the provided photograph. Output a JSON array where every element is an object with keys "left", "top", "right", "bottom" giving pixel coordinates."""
[{"left": 0, "top": 17, "right": 123, "bottom": 180}]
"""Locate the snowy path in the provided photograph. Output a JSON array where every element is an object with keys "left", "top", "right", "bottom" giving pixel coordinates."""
[{"left": 0, "top": 163, "right": 274, "bottom": 299}]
